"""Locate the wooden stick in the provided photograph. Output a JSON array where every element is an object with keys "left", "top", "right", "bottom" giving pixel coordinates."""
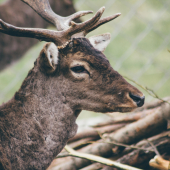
[
  {"left": 53, "top": 107, "right": 167, "bottom": 170},
  {"left": 64, "top": 145, "right": 143, "bottom": 170},
  {"left": 94, "top": 123, "right": 127, "bottom": 133},
  {"left": 114, "top": 131, "right": 170, "bottom": 169},
  {"left": 146, "top": 139, "right": 161, "bottom": 156},
  {"left": 69, "top": 137, "right": 98, "bottom": 149},
  {"left": 68, "top": 123, "right": 126, "bottom": 143},
  {"left": 99, "top": 137, "right": 155, "bottom": 153},
  {"left": 108, "top": 108, "right": 167, "bottom": 144},
  {"left": 93, "top": 109, "right": 156, "bottom": 127},
  {"left": 80, "top": 163, "right": 103, "bottom": 170}
]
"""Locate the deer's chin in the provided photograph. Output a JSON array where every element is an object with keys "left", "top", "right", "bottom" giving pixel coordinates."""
[
  {"left": 112, "top": 107, "right": 136, "bottom": 113},
  {"left": 104, "top": 106, "right": 136, "bottom": 113}
]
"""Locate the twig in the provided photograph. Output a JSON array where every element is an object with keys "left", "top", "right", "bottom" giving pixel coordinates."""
[
  {"left": 146, "top": 139, "right": 161, "bottom": 156},
  {"left": 57, "top": 153, "right": 73, "bottom": 158},
  {"left": 96, "top": 130, "right": 155, "bottom": 153},
  {"left": 68, "top": 123, "right": 125, "bottom": 143},
  {"left": 63, "top": 145, "right": 143, "bottom": 170},
  {"left": 123, "top": 76, "right": 170, "bottom": 105},
  {"left": 69, "top": 137, "right": 99, "bottom": 149}
]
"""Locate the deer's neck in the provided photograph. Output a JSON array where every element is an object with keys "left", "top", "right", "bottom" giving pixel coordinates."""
[{"left": 0, "top": 68, "right": 80, "bottom": 170}]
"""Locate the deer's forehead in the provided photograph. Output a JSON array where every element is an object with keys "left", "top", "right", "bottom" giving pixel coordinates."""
[{"left": 64, "top": 50, "right": 110, "bottom": 70}]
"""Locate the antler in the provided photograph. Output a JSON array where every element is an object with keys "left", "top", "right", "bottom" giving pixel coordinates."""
[
  {"left": 0, "top": 0, "right": 121, "bottom": 46},
  {"left": 21, "top": 0, "right": 93, "bottom": 31}
]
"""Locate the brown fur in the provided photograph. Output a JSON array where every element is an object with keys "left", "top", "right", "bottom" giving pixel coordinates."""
[{"left": 0, "top": 38, "right": 143, "bottom": 170}]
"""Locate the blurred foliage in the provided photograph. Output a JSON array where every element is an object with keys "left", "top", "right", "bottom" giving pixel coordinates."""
[{"left": 0, "top": 0, "right": 4, "bottom": 3}]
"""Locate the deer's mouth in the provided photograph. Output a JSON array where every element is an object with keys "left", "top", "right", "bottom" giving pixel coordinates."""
[
  {"left": 105, "top": 98, "right": 139, "bottom": 113},
  {"left": 106, "top": 95, "right": 145, "bottom": 113}
]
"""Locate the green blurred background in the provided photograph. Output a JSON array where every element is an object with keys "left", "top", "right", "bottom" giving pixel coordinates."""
[{"left": 0, "top": 0, "right": 170, "bottom": 119}]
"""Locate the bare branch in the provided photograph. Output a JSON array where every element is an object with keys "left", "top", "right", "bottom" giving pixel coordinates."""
[
  {"left": 68, "top": 123, "right": 125, "bottom": 143},
  {"left": 63, "top": 145, "right": 143, "bottom": 170},
  {"left": 145, "top": 139, "right": 161, "bottom": 156},
  {"left": 96, "top": 130, "right": 155, "bottom": 153}
]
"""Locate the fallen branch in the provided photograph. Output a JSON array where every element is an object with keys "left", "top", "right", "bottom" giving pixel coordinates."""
[
  {"left": 146, "top": 139, "right": 161, "bottom": 156},
  {"left": 108, "top": 108, "right": 167, "bottom": 144},
  {"left": 99, "top": 134, "right": 155, "bottom": 153},
  {"left": 80, "top": 163, "right": 103, "bottom": 170},
  {"left": 63, "top": 145, "right": 143, "bottom": 170},
  {"left": 53, "top": 107, "right": 167, "bottom": 170},
  {"left": 114, "top": 131, "right": 170, "bottom": 169},
  {"left": 68, "top": 123, "right": 125, "bottom": 143},
  {"left": 102, "top": 131, "right": 170, "bottom": 170},
  {"left": 94, "top": 123, "right": 127, "bottom": 134},
  {"left": 93, "top": 109, "right": 156, "bottom": 127},
  {"left": 69, "top": 137, "right": 99, "bottom": 150}
]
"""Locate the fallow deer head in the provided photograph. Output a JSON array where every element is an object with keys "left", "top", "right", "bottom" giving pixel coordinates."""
[{"left": 0, "top": 0, "right": 145, "bottom": 113}]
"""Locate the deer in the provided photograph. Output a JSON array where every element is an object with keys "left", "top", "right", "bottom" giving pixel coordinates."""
[{"left": 0, "top": 0, "right": 145, "bottom": 169}]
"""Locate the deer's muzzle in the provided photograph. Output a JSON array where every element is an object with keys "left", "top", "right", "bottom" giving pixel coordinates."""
[{"left": 129, "top": 93, "right": 145, "bottom": 107}]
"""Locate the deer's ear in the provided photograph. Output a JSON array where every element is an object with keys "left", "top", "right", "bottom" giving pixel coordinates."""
[
  {"left": 39, "top": 43, "right": 59, "bottom": 74},
  {"left": 88, "top": 33, "right": 111, "bottom": 52}
]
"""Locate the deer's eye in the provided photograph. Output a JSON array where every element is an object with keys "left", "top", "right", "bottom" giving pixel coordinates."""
[{"left": 71, "top": 66, "right": 86, "bottom": 73}]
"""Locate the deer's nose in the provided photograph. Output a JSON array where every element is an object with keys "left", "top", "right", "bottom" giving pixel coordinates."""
[{"left": 129, "top": 93, "right": 145, "bottom": 107}]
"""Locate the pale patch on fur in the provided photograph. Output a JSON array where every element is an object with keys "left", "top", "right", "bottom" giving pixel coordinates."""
[
  {"left": 47, "top": 43, "right": 59, "bottom": 67},
  {"left": 88, "top": 33, "right": 111, "bottom": 52},
  {"left": 70, "top": 60, "right": 90, "bottom": 71}
]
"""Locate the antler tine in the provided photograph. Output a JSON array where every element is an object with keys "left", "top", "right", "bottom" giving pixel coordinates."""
[
  {"left": 21, "top": 0, "right": 93, "bottom": 31},
  {"left": 0, "top": 6, "right": 104, "bottom": 46},
  {"left": 63, "top": 10, "right": 93, "bottom": 29},
  {"left": 0, "top": 2, "right": 120, "bottom": 47},
  {"left": 84, "top": 13, "right": 121, "bottom": 36},
  {"left": 70, "top": 8, "right": 121, "bottom": 38},
  {"left": 65, "top": 7, "right": 105, "bottom": 39}
]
